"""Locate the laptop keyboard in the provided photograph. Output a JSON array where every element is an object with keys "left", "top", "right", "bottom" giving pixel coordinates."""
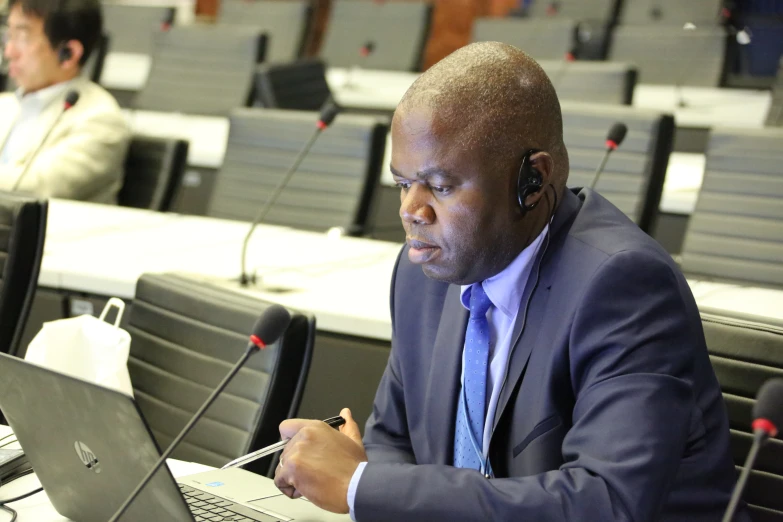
[{"left": 179, "top": 484, "right": 284, "bottom": 522}]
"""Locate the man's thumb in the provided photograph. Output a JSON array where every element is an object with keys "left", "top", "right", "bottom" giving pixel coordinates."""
[{"left": 339, "top": 408, "right": 362, "bottom": 445}]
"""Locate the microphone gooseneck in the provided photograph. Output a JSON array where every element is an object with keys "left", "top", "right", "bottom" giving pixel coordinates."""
[
  {"left": 239, "top": 99, "right": 341, "bottom": 286},
  {"left": 107, "top": 305, "right": 292, "bottom": 522}
]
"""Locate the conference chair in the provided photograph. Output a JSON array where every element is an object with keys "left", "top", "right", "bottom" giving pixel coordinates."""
[
  {"left": 320, "top": 0, "right": 433, "bottom": 72},
  {"left": 118, "top": 135, "right": 189, "bottom": 212},
  {"left": 680, "top": 126, "right": 783, "bottom": 288},
  {"left": 767, "top": 58, "right": 783, "bottom": 127},
  {"left": 472, "top": 18, "right": 577, "bottom": 62},
  {"left": 126, "top": 273, "right": 314, "bottom": 477},
  {"left": 218, "top": 0, "right": 311, "bottom": 63},
  {"left": 208, "top": 108, "right": 388, "bottom": 235},
  {"left": 702, "top": 311, "right": 783, "bottom": 521},
  {"left": 609, "top": 25, "right": 726, "bottom": 86},
  {"left": 0, "top": 193, "right": 47, "bottom": 358},
  {"left": 134, "top": 26, "right": 266, "bottom": 116},
  {"left": 537, "top": 59, "right": 637, "bottom": 105},
  {"left": 561, "top": 101, "right": 675, "bottom": 234},
  {"left": 620, "top": 0, "right": 725, "bottom": 25},
  {"left": 101, "top": 4, "right": 175, "bottom": 55},
  {"left": 526, "top": 0, "right": 621, "bottom": 24},
  {"left": 253, "top": 59, "right": 332, "bottom": 111}
]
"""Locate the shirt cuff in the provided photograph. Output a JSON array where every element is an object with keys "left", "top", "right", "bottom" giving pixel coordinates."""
[{"left": 347, "top": 461, "right": 368, "bottom": 521}]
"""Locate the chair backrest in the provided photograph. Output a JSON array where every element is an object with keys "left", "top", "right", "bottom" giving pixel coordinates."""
[
  {"left": 101, "top": 4, "right": 175, "bottom": 54},
  {"left": 472, "top": 17, "right": 577, "bottom": 61},
  {"left": 208, "top": 108, "right": 388, "bottom": 234},
  {"left": 118, "top": 135, "right": 189, "bottom": 212},
  {"left": 253, "top": 59, "right": 332, "bottom": 111},
  {"left": 538, "top": 59, "right": 637, "bottom": 105},
  {"left": 765, "top": 57, "right": 783, "bottom": 127},
  {"left": 320, "top": 0, "right": 433, "bottom": 72},
  {"left": 134, "top": 26, "right": 265, "bottom": 116},
  {"left": 218, "top": 0, "right": 311, "bottom": 63},
  {"left": 702, "top": 311, "right": 783, "bottom": 520},
  {"left": 561, "top": 101, "right": 675, "bottom": 233},
  {"left": 680, "top": 126, "right": 783, "bottom": 287},
  {"left": 609, "top": 25, "right": 726, "bottom": 86},
  {"left": 0, "top": 193, "right": 47, "bottom": 357},
  {"left": 527, "top": 0, "right": 621, "bottom": 24},
  {"left": 127, "top": 273, "right": 315, "bottom": 477},
  {"left": 620, "top": 0, "right": 725, "bottom": 25}
]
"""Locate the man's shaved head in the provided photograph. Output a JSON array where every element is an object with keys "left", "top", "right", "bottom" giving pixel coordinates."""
[
  {"left": 391, "top": 42, "right": 571, "bottom": 284},
  {"left": 397, "top": 41, "right": 569, "bottom": 190}
]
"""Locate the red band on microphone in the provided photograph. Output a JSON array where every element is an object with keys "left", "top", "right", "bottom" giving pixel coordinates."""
[
  {"left": 753, "top": 418, "right": 778, "bottom": 438},
  {"left": 316, "top": 120, "right": 328, "bottom": 130},
  {"left": 249, "top": 334, "right": 266, "bottom": 350},
  {"left": 606, "top": 140, "right": 618, "bottom": 151}
]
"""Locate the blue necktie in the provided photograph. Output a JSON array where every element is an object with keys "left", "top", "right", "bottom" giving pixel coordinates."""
[{"left": 453, "top": 283, "right": 492, "bottom": 471}]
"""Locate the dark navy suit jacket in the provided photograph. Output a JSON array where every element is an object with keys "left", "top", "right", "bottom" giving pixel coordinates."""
[{"left": 355, "top": 188, "right": 747, "bottom": 522}]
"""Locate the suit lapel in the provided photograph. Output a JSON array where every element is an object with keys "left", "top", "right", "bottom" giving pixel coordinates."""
[
  {"left": 424, "top": 284, "right": 468, "bottom": 465},
  {"left": 491, "top": 190, "right": 581, "bottom": 433}
]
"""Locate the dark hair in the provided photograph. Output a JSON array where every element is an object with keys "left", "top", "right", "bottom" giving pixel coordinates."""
[{"left": 9, "top": 0, "right": 102, "bottom": 66}]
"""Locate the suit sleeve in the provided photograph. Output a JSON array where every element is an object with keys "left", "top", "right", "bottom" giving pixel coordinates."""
[
  {"left": 0, "top": 106, "right": 130, "bottom": 200},
  {"left": 362, "top": 246, "right": 417, "bottom": 465},
  {"left": 355, "top": 250, "right": 697, "bottom": 522}
]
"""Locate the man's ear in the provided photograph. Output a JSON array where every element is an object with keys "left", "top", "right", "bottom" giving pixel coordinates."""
[
  {"left": 58, "top": 40, "right": 83, "bottom": 69},
  {"left": 522, "top": 151, "right": 555, "bottom": 210}
]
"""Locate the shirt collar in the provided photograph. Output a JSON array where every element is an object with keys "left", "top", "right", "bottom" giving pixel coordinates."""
[
  {"left": 460, "top": 225, "right": 549, "bottom": 318},
  {"left": 15, "top": 78, "right": 75, "bottom": 107}
]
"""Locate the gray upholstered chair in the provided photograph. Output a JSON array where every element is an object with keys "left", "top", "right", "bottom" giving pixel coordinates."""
[
  {"left": 680, "top": 127, "right": 783, "bottom": 287},
  {"left": 253, "top": 59, "right": 332, "bottom": 111},
  {"left": 118, "top": 135, "right": 189, "bottom": 212},
  {"left": 218, "top": 0, "right": 311, "bottom": 63},
  {"left": 620, "top": 0, "right": 724, "bottom": 25},
  {"left": 207, "top": 108, "right": 388, "bottom": 234},
  {"left": 766, "top": 57, "right": 783, "bottom": 127},
  {"left": 526, "top": 0, "right": 620, "bottom": 24},
  {"left": 134, "top": 26, "right": 265, "bottom": 116},
  {"left": 0, "top": 193, "right": 47, "bottom": 357},
  {"left": 320, "top": 0, "right": 432, "bottom": 72},
  {"left": 702, "top": 311, "right": 783, "bottom": 521},
  {"left": 126, "top": 273, "right": 314, "bottom": 477},
  {"left": 561, "top": 101, "right": 675, "bottom": 233},
  {"left": 101, "top": 4, "right": 175, "bottom": 54},
  {"left": 609, "top": 25, "right": 726, "bottom": 86},
  {"left": 537, "top": 59, "right": 637, "bottom": 105},
  {"left": 472, "top": 18, "right": 577, "bottom": 61}
]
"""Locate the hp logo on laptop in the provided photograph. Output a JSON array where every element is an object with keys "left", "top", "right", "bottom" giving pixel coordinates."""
[{"left": 74, "top": 441, "right": 101, "bottom": 474}]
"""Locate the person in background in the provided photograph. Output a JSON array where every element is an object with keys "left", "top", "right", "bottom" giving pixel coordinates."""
[{"left": 0, "top": 0, "right": 129, "bottom": 203}]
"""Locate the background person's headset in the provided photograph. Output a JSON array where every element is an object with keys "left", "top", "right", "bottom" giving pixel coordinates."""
[{"left": 57, "top": 45, "right": 73, "bottom": 64}]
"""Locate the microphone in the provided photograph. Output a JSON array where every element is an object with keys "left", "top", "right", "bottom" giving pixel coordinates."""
[
  {"left": 239, "top": 98, "right": 341, "bottom": 287},
  {"left": 161, "top": 7, "right": 175, "bottom": 31},
  {"left": 107, "top": 305, "right": 292, "bottom": 522},
  {"left": 549, "top": 45, "right": 577, "bottom": 93},
  {"left": 588, "top": 123, "right": 627, "bottom": 190},
  {"left": 343, "top": 40, "right": 376, "bottom": 89},
  {"left": 546, "top": 1, "right": 560, "bottom": 15},
  {"left": 722, "top": 378, "right": 783, "bottom": 522},
  {"left": 11, "top": 90, "right": 79, "bottom": 192}
]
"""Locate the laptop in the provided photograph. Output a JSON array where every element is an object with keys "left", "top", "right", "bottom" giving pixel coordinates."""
[{"left": 0, "top": 352, "right": 350, "bottom": 522}]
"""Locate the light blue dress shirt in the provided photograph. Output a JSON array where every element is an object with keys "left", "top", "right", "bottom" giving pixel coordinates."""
[
  {"left": 347, "top": 226, "right": 549, "bottom": 520},
  {"left": 0, "top": 81, "right": 73, "bottom": 166}
]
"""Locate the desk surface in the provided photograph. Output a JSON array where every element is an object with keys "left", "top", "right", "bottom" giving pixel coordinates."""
[{"left": 39, "top": 201, "right": 783, "bottom": 342}]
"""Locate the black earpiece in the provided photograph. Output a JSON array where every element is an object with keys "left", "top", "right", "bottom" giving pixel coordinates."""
[
  {"left": 58, "top": 46, "right": 72, "bottom": 64},
  {"left": 516, "top": 149, "right": 543, "bottom": 212}
]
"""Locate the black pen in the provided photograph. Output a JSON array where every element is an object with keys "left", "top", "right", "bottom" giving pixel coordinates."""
[{"left": 220, "top": 416, "right": 346, "bottom": 469}]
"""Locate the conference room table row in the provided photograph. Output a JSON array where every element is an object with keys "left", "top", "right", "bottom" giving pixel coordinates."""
[{"left": 41, "top": 199, "right": 783, "bottom": 339}]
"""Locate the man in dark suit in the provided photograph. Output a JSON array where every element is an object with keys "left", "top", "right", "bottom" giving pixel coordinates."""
[{"left": 273, "top": 42, "right": 746, "bottom": 521}]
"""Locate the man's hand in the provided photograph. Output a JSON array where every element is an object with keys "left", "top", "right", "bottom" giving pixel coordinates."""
[{"left": 274, "top": 408, "right": 367, "bottom": 513}]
